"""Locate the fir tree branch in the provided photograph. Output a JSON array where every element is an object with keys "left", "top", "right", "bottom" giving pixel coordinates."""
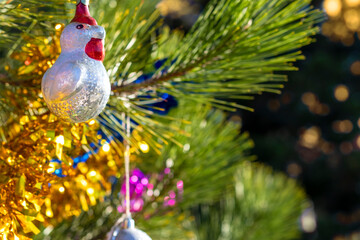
[
  {"left": 193, "top": 162, "right": 309, "bottom": 240},
  {"left": 111, "top": 0, "right": 323, "bottom": 109}
]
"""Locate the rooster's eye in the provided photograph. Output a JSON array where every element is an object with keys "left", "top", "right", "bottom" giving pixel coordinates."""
[{"left": 76, "top": 24, "right": 84, "bottom": 29}]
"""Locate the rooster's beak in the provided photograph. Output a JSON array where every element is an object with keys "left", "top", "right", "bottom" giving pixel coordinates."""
[{"left": 92, "top": 25, "right": 105, "bottom": 40}]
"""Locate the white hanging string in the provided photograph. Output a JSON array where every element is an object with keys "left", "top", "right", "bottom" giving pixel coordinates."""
[
  {"left": 108, "top": 112, "right": 132, "bottom": 238},
  {"left": 124, "top": 113, "right": 131, "bottom": 218}
]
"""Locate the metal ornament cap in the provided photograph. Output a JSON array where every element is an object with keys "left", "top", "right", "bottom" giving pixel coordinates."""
[
  {"left": 111, "top": 228, "right": 152, "bottom": 240},
  {"left": 121, "top": 217, "right": 135, "bottom": 230},
  {"left": 77, "top": 0, "right": 89, "bottom": 4},
  {"left": 109, "top": 217, "right": 152, "bottom": 240}
]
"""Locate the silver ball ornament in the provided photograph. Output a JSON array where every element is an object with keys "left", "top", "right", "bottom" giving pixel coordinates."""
[
  {"left": 108, "top": 217, "right": 152, "bottom": 240},
  {"left": 41, "top": 2, "right": 110, "bottom": 123}
]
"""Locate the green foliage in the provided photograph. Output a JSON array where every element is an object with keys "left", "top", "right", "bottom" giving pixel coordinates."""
[
  {"left": 0, "top": 0, "right": 69, "bottom": 60},
  {"left": 154, "top": 101, "right": 255, "bottom": 208},
  {"left": 93, "top": 0, "right": 162, "bottom": 82},
  {"left": 111, "top": 0, "right": 322, "bottom": 109},
  {"left": 95, "top": 0, "right": 322, "bottom": 146},
  {"left": 36, "top": 100, "right": 254, "bottom": 239},
  {"left": 194, "top": 162, "right": 308, "bottom": 240}
]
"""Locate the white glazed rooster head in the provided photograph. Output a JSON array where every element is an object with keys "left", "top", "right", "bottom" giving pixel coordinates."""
[
  {"left": 60, "top": 22, "right": 105, "bottom": 54},
  {"left": 60, "top": 0, "right": 106, "bottom": 61}
]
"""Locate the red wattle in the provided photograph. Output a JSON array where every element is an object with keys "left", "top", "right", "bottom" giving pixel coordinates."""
[{"left": 85, "top": 38, "right": 105, "bottom": 61}]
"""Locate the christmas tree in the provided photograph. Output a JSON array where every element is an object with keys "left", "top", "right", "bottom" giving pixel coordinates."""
[{"left": 0, "top": 0, "right": 322, "bottom": 239}]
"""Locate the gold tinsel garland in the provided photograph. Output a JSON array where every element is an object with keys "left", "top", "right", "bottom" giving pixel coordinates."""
[
  {"left": 0, "top": 25, "right": 125, "bottom": 239},
  {"left": 0, "top": 111, "right": 127, "bottom": 239}
]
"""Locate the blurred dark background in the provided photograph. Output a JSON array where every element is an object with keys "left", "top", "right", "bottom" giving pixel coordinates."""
[
  {"left": 241, "top": 0, "right": 360, "bottom": 239},
  {"left": 163, "top": 0, "right": 360, "bottom": 239}
]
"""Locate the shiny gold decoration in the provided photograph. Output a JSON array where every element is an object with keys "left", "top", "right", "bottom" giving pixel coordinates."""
[
  {"left": 0, "top": 115, "right": 57, "bottom": 239},
  {"left": 0, "top": 66, "right": 123, "bottom": 240},
  {"left": 322, "top": 0, "right": 360, "bottom": 45},
  {"left": 9, "top": 25, "right": 63, "bottom": 84},
  {"left": 0, "top": 108, "right": 125, "bottom": 239},
  {"left": 45, "top": 141, "right": 124, "bottom": 225}
]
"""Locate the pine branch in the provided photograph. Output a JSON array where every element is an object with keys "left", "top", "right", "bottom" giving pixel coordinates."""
[
  {"left": 0, "top": 0, "right": 69, "bottom": 52},
  {"left": 193, "top": 162, "right": 309, "bottom": 240},
  {"left": 111, "top": 0, "right": 322, "bottom": 110},
  {"left": 94, "top": 0, "right": 323, "bottom": 147}
]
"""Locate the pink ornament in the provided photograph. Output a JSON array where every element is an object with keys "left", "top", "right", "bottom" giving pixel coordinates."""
[
  {"left": 169, "top": 191, "right": 176, "bottom": 199},
  {"left": 164, "top": 168, "right": 171, "bottom": 174},
  {"left": 177, "top": 180, "right": 184, "bottom": 189},
  {"left": 167, "top": 199, "right": 176, "bottom": 206}
]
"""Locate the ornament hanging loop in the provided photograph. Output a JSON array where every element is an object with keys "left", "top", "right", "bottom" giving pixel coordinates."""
[
  {"left": 106, "top": 112, "right": 152, "bottom": 240},
  {"left": 123, "top": 113, "right": 131, "bottom": 218}
]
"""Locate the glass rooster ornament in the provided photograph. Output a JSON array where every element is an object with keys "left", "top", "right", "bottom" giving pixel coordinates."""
[{"left": 42, "top": 0, "right": 110, "bottom": 123}]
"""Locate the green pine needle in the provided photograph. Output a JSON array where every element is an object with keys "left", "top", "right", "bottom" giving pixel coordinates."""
[{"left": 193, "top": 162, "right": 309, "bottom": 240}]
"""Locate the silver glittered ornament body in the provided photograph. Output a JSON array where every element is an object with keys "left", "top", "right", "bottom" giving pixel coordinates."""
[
  {"left": 108, "top": 217, "right": 152, "bottom": 240},
  {"left": 41, "top": 2, "right": 110, "bottom": 123}
]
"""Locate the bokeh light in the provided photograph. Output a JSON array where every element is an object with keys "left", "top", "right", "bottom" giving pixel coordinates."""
[
  {"left": 350, "top": 61, "right": 360, "bottom": 75},
  {"left": 55, "top": 135, "right": 64, "bottom": 145},
  {"left": 301, "top": 208, "right": 317, "bottom": 233},
  {"left": 287, "top": 163, "right": 302, "bottom": 178},
  {"left": 88, "top": 119, "right": 96, "bottom": 125},
  {"left": 139, "top": 141, "right": 150, "bottom": 153},
  {"left": 334, "top": 85, "right": 350, "bottom": 102},
  {"left": 302, "top": 92, "right": 317, "bottom": 106},
  {"left": 59, "top": 187, "right": 65, "bottom": 193},
  {"left": 87, "top": 188, "right": 95, "bottom": 195},
  {"left": 355, "top": 135, "right": 360, "bottom": 148},
  {"left": 102, "top": 143, "right": 110, "bottom": 152},
  {"left": 300, "top": 127, "right": 321, "bottom": 149},
  {"left": 340, "top": 141, "right": 353, "bottom": 154},
  {"left": 322, "top": 0, "right": 360, "bottom": 45},
  {"left": 344, "top": 9, "right": 360, "bottom": 30},
  {"left": 324, "top": 0, "right": 342, "bottom": 17},
  {"left": 157, "top": 0, "right": 197, "bottom": 17},
  {"left": 332, "top": 120, "right": 353, "bottom": 133},
  {"left": 346, "top": 0, "right": 360, "bottom": 7},
  {"left": 301, "top": 92, "right": 330, "bottom": 115},
  {"left": 55, "top": 24, "right": 62, "bottom": 30}
]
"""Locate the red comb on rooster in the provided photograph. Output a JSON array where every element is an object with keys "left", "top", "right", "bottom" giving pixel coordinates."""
[
  {"left": 41, "top": 0, "right": 110, "bottom": 123},
  {"left": 71, "top": 0, "right": 97, "bottom": 26}
]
